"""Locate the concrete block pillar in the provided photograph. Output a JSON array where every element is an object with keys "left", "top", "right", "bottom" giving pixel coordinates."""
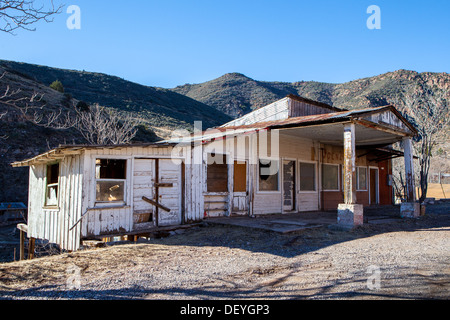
[
  {"left": 401, "top": 137, "right": 419, "bottom": 218},
  {"left": 338, "top": 123, "right": 363, "bottom": 228}
]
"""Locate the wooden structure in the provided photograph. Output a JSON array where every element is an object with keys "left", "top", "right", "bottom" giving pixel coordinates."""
[{"left": 12, "top": 95, "right": 418, "bottom": 251}]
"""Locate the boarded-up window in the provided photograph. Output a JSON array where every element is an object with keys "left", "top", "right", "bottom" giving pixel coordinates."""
[
  {"left": 45, "top": 163, "right": 59, "bottom": 206},
  {"left": 95, "top": 159, "right": 126, "bottom": 202},
  {"left": 234, "top": 161, "right": 247, "bottom": 192},
  {"left": 259, "top": 159, "right": 279, "bottom": 191},
  {"left": 322, "top": 164, "right": 339, "bottom": 191},
  {"left": 207, "top": 154, "right": 228, "bottom": 192},
  {"left": 300, "top": 162, "right": 316, "bottom": 191},
  {"left": 357, "top": 167, "right": 367, "bottom": 191}
]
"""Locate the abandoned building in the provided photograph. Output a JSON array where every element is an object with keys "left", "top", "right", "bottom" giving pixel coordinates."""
[{"left": 11, "top": 95, "right": 419, "bottom": 252}]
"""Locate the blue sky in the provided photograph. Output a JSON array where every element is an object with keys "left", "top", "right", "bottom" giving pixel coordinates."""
[{"left": 0, "top": 0, "right": 449, "bottom": 88}]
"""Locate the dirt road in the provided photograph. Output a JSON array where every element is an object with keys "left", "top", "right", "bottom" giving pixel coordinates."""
[{"left": 0, "top": 206, "right": 449, "bottom": 300}]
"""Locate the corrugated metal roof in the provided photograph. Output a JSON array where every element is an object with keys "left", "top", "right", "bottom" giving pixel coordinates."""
[
  {"left": 163, "top": 105, "right": 416, "bottom": 144},
  {"left": 10, "top": 142, "right": 176, "bottom": 167}
]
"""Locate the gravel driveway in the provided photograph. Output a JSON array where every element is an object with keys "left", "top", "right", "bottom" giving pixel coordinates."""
[{"left": 0, "top": 205, "right": 449, "bottom": 300}]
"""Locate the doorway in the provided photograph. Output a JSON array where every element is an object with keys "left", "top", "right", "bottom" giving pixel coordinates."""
[
  {"left": 282, "top": 160, "right": 296, "bottom": 212},
  {"left": 370, "top": 167, "right": 379, "bottom": 205},
  {"left": 132, "top": 158, "right": 182, "bottom": 228}
]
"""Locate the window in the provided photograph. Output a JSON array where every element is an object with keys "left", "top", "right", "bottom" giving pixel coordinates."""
[
  {"left": 259, "top": 159, "right": 279, "bottom": 191},
  {"left": 207, "top": 154, "right": 228, "bottom": 192},
  {"left": 45, "top": 163, "right": 59, "bottom": 206},
  {"left": 300, "top": 162, "right": 316, "bottom": 191},
  {"left": 95, "top": 159, "right": 126, "bottom": 203},
  {"left": 357, "top": 167, "right": 367, "bottom": 191},
  {"left": 322, "top": 164, "right": 339, "bottom": 191}
]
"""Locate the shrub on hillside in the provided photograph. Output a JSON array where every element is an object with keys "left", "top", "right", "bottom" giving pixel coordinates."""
[{"left": 50, "top": 80, "right": 64, "bottom": 93}]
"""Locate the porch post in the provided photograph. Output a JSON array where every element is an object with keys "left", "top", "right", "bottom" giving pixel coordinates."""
[
  {"left": 337, "top": 123, "right": 364, "bottom": 228},
  {"left": 400, "top": 137, "right": 420, "bottom": 218},
  {"left": 343, "top": 123, "right": 357, "bottom": 205}
]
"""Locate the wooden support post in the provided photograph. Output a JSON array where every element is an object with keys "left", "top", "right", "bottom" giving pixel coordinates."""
[
  {"left": 155, "top": 159, "right": 159, "bottom": 227},
  {"left": 17, "top": 224, "right": 28, "bottom": 261},
  {"left": 337, "top": 123, "right": 363, "bottom": 228},
  {"left": 28, "top": 238, "right": 35, "bottom": 260},
  {"left": 19, "top": 229, "right": 25, "bottom": 261},
  {"left": 401, "top": 137, "right": 420, "bottom": 218},
  {"left": 403, "top": 137, "right": 416, "bottom": 202},
  {"left": 343, "top": 123, "right": 357, "bottom": 205}
]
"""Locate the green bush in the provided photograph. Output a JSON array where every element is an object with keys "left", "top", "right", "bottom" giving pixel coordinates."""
[{"left": 50, "top": 80, "right": 64, "bottom": 93}]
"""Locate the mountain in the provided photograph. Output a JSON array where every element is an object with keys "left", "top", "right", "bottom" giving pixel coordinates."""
[
  {"left": 1, "top": 59, "right": 449, "bottom": 204},
  {"left": 172, "top": 70, "right": 450, "bottom": 117},
  {"left": 0, "top": 60, "right": 232, "bottom": 203},
  {"left": 0, "top": 60, "right": 232, "bottom": 136}
]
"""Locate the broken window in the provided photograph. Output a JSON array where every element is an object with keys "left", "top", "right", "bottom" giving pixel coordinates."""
[
  {"left": 300, "top": 162, "right": 316, "bottom": 191},
  {"left": 45, "top": 163, "right": 60, "bottom": 206},
  {"left": 259, "top": 159, "right": 279, "bottom": 191},
  {"left": 234, "top": 161, "right": 247, "bottom": 192},
  {"left": 207, "top": 154, "right": 228, "bottom": 192},
  {"left": 322, "top": 164, "right": 339, "bottom": 191},
  {"left": 95, "top": 159, "right": 126, "bottom": 203},
  {"left": 357, "top": 167, "right": 367, "bottom": 191}
]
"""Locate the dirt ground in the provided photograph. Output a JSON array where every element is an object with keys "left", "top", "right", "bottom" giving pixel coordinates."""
[{"left": 0, "top": 203, "right": 449, "bottom": 300}]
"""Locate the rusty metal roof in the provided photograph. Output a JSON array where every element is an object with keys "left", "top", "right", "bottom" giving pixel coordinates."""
[{"left": 163, "top": 105, "right": 417, "bottom": 145}]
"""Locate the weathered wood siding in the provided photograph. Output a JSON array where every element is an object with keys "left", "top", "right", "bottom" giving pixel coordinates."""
[
  {"left": 363, "top": 110, "right": 412, "bottom": 134},
  {"left": 252, "top": 133, "right": 321, "bottom": 215},
  {"left": 221, "top": 98, "right": 290, "bottom": 127},
  {"left": 27, "top": 155, "right": 83, "bottom": 251},
  {"left": 289, "top": 99, "right": 335, "bottom": 117},
  {"left": 81, "top": 146, "right": 190, "bottom": 237}
]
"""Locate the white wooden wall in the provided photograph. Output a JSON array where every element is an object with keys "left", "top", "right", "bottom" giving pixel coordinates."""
[
  {"left": 25, "top": 134, "right": 325, "bottom": 251},
  {"left": 27, "top": 155, "right": 83, "bottom": 252}
]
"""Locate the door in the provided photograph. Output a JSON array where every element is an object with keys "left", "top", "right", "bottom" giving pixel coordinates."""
[
  {"left": 370, "top": 168, "right": 379, "bottom": 205},
  {"left": 133, "top": 159, "right": 155, "bottom": 227},
  {"left": 232, "top": 160, "right": 248, "bottom": 215},
  {"left": 157, "top": 159, "right": 182, "bottom": 226},
  {"left": 282, "top": 160, "right": 296, "bottom": 212},
  {"left": 133, "top": 159, "right": 182, "bottom": 228}
]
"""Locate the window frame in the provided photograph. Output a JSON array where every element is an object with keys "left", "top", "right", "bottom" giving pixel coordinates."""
[
  {"left": 322, "top": 163, "right": 340, "bottom": 191},
  {"left": 94, "top": 158, "right": 128, "bottom": 206},
  {"left": 257, "top": 158, "right": 281, "bottom": 193},
  {"left": 356, "top": 166, "right": 368, "bottom": 191},
  {"left": 205, "top": 153, "right": 229, "bottom": 194},
  {"left": 298, "top": 161, "right": 317, "bottom": 193},
  {"left": 44, "top": 162, "right": 60, "bottom": 208}
]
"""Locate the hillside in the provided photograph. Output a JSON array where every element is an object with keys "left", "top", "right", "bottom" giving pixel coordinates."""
[
  {"left": 172, "top": 70, "right": 450, "bottom": 116},
  {"left": 0, "top": 60, "right": 232, "bottom": 203},
  {"left": 1, "top": 60, "right": 448, "bottom": 204},
  {"left": 0, "top": 60, "right": 232, "bottom": 136}
]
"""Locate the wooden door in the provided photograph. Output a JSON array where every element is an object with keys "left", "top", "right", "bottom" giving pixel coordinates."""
[
  {"left": 133, "top": 159, "right": 155, "bottom": 226},
  {"left": 157, "top": 159, "right": 182, "bottom": 226},
  {"left": 283, "top": 160, "right": 296, "bottom": 212},
  {"left": 232, "top": 160, "right": 248, "bottom": 215},
  {"left": 370, "top": 168, "right": 379, "bottom": 205}
]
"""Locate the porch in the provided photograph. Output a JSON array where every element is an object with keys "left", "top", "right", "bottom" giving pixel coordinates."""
[{"left": 205, "top": 205, "right": 402, "bottom": 234}]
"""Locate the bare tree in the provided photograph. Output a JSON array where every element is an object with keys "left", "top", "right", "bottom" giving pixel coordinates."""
[
  {"left": 1, "top": 70, "right": 141, "bottom": 146},
  {"left": 74, "top": 104, "right": 141, "bottom": 145},
  {"left": 400, "top": 84, "right": 450, "bottom": 203},
  {"left": 0, "top": 0, "right": 63, "bottom": 34},
  {"left": 0, "top": 71, "right": 47, "bottom": 140}
]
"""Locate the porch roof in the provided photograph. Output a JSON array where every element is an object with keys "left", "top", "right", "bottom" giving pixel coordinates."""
[
  {"left": 165, "top": 105, "right": 417, "bottom": 147},
  {"left": 10, "top": 142, "right": 175, "bottom": 168}
]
